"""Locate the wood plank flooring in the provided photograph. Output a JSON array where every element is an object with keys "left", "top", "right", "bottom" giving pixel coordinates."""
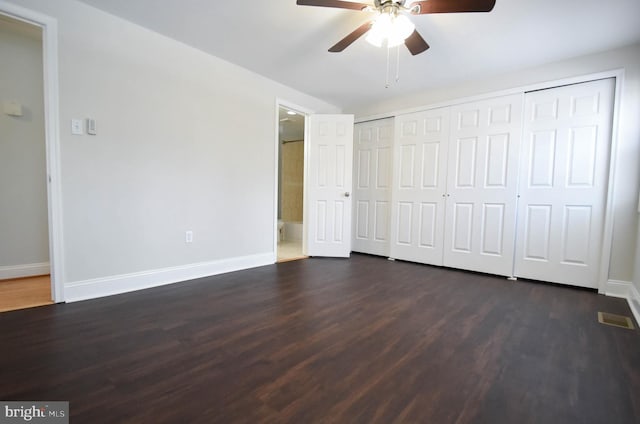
[
  {"left": 0, "top": 275, "right": 52, "bottom": 313},
  {"left": 0, "top": 254, "right": 638, "bottom": 423}
]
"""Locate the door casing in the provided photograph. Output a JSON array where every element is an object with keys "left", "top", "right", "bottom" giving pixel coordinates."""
[
  {"left": 0, "top": 1, "right": 65, "bottom": 302},
  {"left": 274, "top": 98, "right": 314, "bottom": 259}
]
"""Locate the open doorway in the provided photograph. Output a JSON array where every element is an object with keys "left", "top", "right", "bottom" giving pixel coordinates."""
[
  {"left": 277, "top": 106, "right": 307, "bottom": 262},
  {"left": 0, "top": 14, "right": 52, "bottom": 312}
]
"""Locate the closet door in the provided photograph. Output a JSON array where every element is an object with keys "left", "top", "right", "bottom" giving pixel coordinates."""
[
  {"left": 514, "top": 79, "right": 615, "bottom": 288},
  {"left": 352, "top": 118, "right": 394, "bottom": 256},
  {"left": 390, "top": 108, "right": 450, "bottom": 265},
  {"left": 443, "top": 94, "right": 523, "bottom": 276}
]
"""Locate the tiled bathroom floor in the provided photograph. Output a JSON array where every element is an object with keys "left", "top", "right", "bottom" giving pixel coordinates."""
[{"left": 277, "top": 240, "right": 306, "bottom": 262}]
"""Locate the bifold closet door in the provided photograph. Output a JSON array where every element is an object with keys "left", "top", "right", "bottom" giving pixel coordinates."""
[
  {"left": 352, "top": 118, "right": 394, "bottom": 256},
  {"left": 514, "top": 78, "right": 615, "bottom": 288},
  {"left": 390, "top": 108, "right": 450, "bottom": 265},
  {"left": 443, "top": 94, "right": 523, "bottom": 276}
]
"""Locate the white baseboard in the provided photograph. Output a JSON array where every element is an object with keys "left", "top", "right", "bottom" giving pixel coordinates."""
[
  {"left": 0, "top": 262, "right": 50, "bottom": 280},
  {"left": 603, "top": 279, "right": 640, "bottom": 328},
  {"left": 65, "top": 252, "right": 275, "bottom": 302},
  {"left": 628, "top": 284, "right": 640, "bottom": 327},
  {"left": 602, "top": 279, "right": 632, "bottom": 298}
]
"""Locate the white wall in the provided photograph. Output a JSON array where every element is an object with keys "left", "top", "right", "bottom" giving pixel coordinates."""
[
  {"left": 350, "top": 43, "right": 640, "bottom": 283},
  {"left": 9, "top": 0, "right": 339, "bottom": 293},
  {"left": 0, "top": 15, "right": 49, "bottom": 274},
  {"left": 632, "top": 223, "right": 640, "bottom": 314}
]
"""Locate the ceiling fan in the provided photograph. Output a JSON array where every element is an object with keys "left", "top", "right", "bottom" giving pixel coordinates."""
[{"left": 296, "top": 0, "right": 496, "bottom": 55}]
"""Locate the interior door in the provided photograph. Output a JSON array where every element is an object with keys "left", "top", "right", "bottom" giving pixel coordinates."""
[
  {"left": 352, "top": 118, "right": 394, "bottom": 257},
  {"left": 390, "top": 108, "right": 450, "bottom": 265},
  {"left": 443, "top": 94, "right": 523, "bottom": 276},
  {"left": 307, "top": 114, "right": 354, "bottom": 257},
  {"left": 514, "top": 78, "right": 615, "bottom": 288}
]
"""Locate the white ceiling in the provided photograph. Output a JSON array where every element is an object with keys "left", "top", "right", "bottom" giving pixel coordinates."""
[{"left": 77, "top": 0, "right": 640, "bottom": 110}]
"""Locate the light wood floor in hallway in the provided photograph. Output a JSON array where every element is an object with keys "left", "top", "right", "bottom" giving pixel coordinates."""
[{"left": 0, "top": 275, "right": 53, "bottom": 313}]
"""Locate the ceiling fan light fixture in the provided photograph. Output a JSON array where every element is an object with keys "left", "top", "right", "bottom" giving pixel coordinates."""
[{"left": 365, "top": 12, "right": 415, "bottom": 48}]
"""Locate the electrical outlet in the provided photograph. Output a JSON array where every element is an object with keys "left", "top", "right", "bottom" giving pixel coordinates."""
[{"left": 185, "top": 230, "right": 193, "bottom": 243}]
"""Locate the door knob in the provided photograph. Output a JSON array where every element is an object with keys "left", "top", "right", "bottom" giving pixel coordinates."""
[{"left": 344, "top": 192, "right": 350, "bottom": 197}]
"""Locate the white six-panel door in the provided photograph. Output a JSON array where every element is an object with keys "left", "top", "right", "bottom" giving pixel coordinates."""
[
  {"left": 390, "top": 108, "right": 451, "bottom": 265},
  {"left": 514, "top": 79, "right": 615, "bottom": 288},
  {"left": 307, "top": 114, "right": 355, "bottom": 257},
  {"left": 443, "top": 94, "right": 523, "bottom": 276},
  {"left": 352, "top": 118, "right": 394, "bottom": 256}
]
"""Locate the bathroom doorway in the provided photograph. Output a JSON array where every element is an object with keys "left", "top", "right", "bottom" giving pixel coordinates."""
[{"left": 277, "top": 105, "right": 307, "bottom": 262}]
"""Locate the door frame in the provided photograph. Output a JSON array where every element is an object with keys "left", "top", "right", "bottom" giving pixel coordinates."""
[
  {"left": 274, "top": 98, "right": 314, "bottom": 259},
  {"left": 0, "top": 1, "right": 65, "bottom": 302}
]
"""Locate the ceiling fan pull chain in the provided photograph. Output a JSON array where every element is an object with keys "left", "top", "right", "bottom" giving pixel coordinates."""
[
  {"left": 385, "top": 44, "right": 391, "bottom": 88},
  {"left": 395, "top": 44, "right": 401, "bottom": 82}
]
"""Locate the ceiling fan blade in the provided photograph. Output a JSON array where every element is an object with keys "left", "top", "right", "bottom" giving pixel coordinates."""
[
  {"left": 410, "top": 0, "right": 496, "bottom": 14},
  {"left": 329, "top": 21, "right": 373, "bottom": 52},
  {"left": 404, "top": 30, "right": 430, "bottom": 55},
  {"left": 296, "top": 0, "right": 369, "bottom": 11}
]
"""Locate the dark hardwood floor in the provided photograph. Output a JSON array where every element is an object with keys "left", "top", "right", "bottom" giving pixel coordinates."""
[{"left": 1, "top": 254, "right": 638, "bottom": 423}]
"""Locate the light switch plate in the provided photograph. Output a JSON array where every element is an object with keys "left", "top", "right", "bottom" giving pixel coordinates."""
[
  {"left": 71, "top": 119, "right": 83, "bottom": 135},
  {"left": 86, "top": 118, "right": 96, "bottom": 135}
]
